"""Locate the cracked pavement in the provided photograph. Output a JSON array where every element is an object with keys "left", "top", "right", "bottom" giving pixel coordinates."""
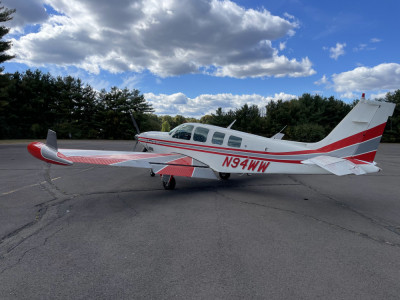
[{"left": 1, "top": 141, "right": 400, "bottom": 299}]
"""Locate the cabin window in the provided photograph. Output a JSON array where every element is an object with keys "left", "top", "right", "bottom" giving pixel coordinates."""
[
  {"left": 228, "top": 135, "right": 242, "bottom": 148},
  {"left": 212, "top": 132, "right": 225, "bottom": 145},
  {"left": 193, "top": 127, "right": 209, "bottom": 143},
  {"left": 171, "top": 124, "right": 194, "bottom": 140}
]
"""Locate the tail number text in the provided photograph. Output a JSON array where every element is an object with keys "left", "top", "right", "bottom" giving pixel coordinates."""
[{"left": 222, "top": 156, "right": 270, "bottom": 173}]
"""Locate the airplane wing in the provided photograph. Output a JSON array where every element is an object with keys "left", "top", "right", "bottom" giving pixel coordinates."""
[
  {"left": 27, "top": 130, "right": 218, "bottom": 180},
  {"left": 301, "top": 155, "right": 379, "bottom": 176}
]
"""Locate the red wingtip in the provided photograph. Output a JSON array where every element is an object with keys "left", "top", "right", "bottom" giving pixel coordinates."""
[
  {"left": 27, "top": 141, "right": 72, "bottom": 166},
  {"left": 27, "top": 142, "right": 45, "bottom": 161},
  {"left": 361, "top": 93, "right": 365, "bottom": 99}
]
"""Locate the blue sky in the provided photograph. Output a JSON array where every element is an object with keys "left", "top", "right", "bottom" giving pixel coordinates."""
[{"left": 4, "top": 0, "right": 400, "bottom": 117}]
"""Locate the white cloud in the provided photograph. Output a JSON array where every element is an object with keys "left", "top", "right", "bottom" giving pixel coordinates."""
[
  {"left": 339, "top": 92, "right": 357, "bottom": 99},
  {"left": 4, "top": 0, "right": 48, "bottom": 34},
  {"left": 332, "top": 63, "right": 400, "bottom": 93},
  {"left": 353, "top": 43, "right": 367, "bottom": 52},
  {"left": 283, "top": 12, "right": 295, "bottom": 20},
  {"left": 215, "top": 55, "right": 315, "bottom": 78},
  {"left": 9, "top": 0, "right": 315, "bottom": 78},
  {"left": 353, "top": 38, "right": 381, "bottom": 52},
  {"left": 121, "top": 74, "right": 144, "bottom": 90},
  {"left": 279, "top": 41, "right": 286, "bottom": 51},
  {"left": 144, "top": 92, "right": 297, "bottom": 117},
  {"left": 370, "top": 38, "right": 381, "bottom": 43},
  {"left": 370, "top": 92, "right": 387, "bottom": 100},
  {"left": 314, "top": 74, "right": 328, "bottom": 86},
  {"left": 329, "top": 42, "right": 346, "bottom": 60}
]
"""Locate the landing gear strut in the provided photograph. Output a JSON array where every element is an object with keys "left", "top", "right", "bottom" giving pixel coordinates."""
[
  {"left": 162, "top": 175, "right": 176, "bottom": 190},
  {"left": 219, "top": 172, "right": 230, "bottom": 180}
]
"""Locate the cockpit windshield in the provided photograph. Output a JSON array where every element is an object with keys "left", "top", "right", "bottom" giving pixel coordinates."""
[{"left": 169, "top": 124, "right": 194, "bottom": 140}]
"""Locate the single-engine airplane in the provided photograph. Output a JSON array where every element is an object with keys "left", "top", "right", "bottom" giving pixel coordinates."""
[{"left": 27, "top": 95, "right": 395, "bottom": 190}]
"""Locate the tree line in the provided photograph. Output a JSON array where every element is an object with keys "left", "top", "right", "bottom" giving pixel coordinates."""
[
  {"left": 0, "top": 69, "right": 398, "bottom": 142},
  {"left": 0, "top": 70, "right": 189, "bottom": 139}
]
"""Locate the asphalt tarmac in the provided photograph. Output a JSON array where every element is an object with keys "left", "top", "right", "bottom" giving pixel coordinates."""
[{"left": 1, "top": 140, "right": 400, "bottom": 299}]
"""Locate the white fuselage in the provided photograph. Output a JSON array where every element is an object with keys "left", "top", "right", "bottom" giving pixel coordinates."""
[{"left": 138, "top": 123, "right": 330, "bottom": 175}]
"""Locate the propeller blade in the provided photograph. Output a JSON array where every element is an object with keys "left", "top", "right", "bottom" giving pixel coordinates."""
[
  {"left": 129, "top": 110, "right": 140, "bottom": 135},
  {"left": 133, "top": 139, "right": 138, "bottom": 151}
]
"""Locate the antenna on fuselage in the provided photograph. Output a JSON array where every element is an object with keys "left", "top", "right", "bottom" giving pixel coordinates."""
[
  {"left": 227, "top": 119, "right": 236, "bottom": 129},
  {"left": 271, "top": 125, "right": 287, "bottom": 140}
]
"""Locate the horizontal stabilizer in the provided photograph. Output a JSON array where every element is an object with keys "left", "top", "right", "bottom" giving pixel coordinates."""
[{"left": 301, "top": 155, "right": 368, "bottom": 176}]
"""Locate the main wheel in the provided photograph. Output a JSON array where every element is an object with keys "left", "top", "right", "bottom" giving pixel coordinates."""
[
  {"left": 162, "top": 176, "right": 176, "bottom": 190},
  {"left": 150, "top": 169, "right": 155, "bottom": 177},
  {"left": 219, "top": 172, "right": 231, "bottom": 180}
]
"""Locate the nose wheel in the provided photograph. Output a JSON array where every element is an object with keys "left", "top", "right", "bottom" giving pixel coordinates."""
[{"left": 162, "top": 175, "right": 176, "bottom": 190}]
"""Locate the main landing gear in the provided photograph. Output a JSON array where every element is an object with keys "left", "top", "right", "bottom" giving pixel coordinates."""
[
  {"left": 157, "top": 172, "right": 230, "bottom": 190},
  {"left": 218, "top": 172, "right": 231, "bottom": 180},
  {"left": 162, "top": 175, "right": 176, "bottom": 190},
  {"left": 150, "top": 170, "right": 176, "bottom": 190}
]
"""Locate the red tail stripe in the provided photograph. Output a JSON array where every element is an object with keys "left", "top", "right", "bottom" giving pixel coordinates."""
[{"left": 276, "top": 122, "right": 386, "bottom": 155}]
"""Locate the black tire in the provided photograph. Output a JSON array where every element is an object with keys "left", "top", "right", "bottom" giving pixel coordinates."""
[
  {"left": 150, "top": 170, "right": 155, "bottom": 177},
  {"left": 163, "top": 176, "right": 176, "bottom": 190},
  {"left": 219, "top": 172, "right": 230, "bottom": 180}
]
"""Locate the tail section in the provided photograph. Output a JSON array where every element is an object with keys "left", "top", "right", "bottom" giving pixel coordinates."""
[{"left": 310, "top": 95, "right": 395, "bottom": 162}]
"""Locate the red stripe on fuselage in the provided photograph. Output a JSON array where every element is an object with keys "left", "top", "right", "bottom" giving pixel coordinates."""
[
  {"left": 139, "top": 122, "right": 386, "bottom": 163},
  {"left": 142, "top": 139, "right": 303, "bottom": 164}
]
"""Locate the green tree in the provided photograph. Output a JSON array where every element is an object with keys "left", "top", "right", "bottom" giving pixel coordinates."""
[
  {"left": 161, "top": 115, "right": 176, "bottom": 128},
  {"left": 382, "top": 90, "right": 400, "bottom": 142},
  {"left": 174, "top": 115, "right": 187, "bottom": 126},
  {"left": 0, "top": 2, "right": 15, "bottom": 71},
  {"left": 161, "top": 120, "right": 171, "bottom": 132},
  {"left": 97, "top": 87, "right": 154, "bottom": 139}
]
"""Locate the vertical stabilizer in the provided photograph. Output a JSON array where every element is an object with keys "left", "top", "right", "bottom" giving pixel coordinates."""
[{"left": 310, "top": 98, "right": 395, "bottom": 162}]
